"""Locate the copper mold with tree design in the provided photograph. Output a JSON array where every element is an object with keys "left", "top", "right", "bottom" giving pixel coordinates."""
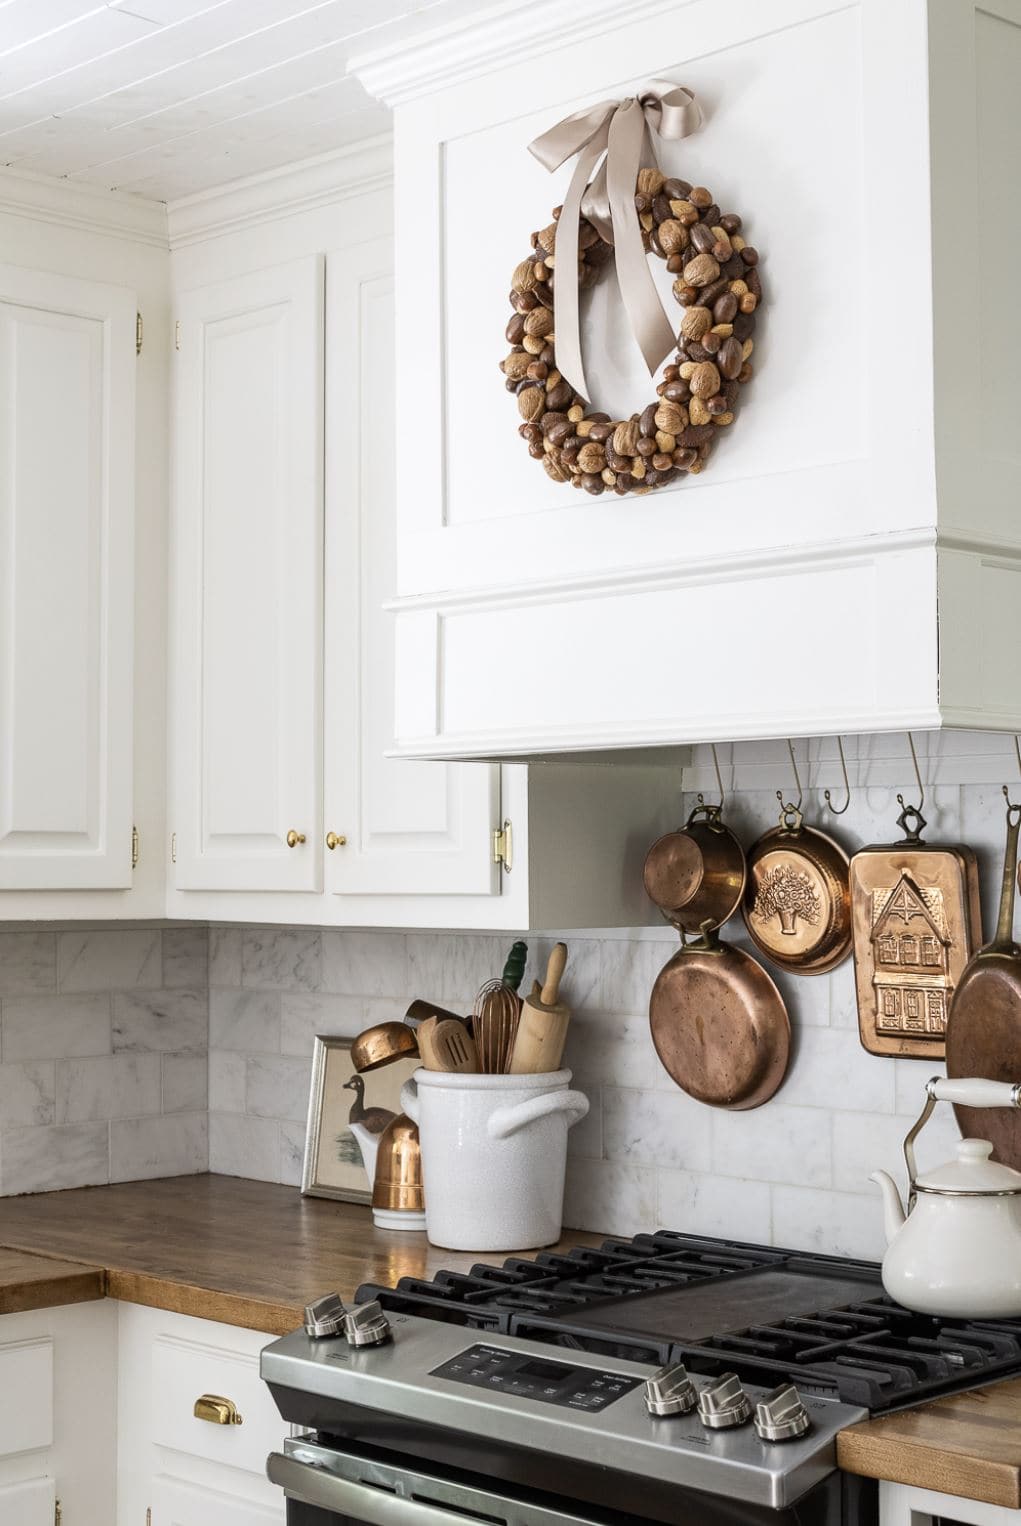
[
  {"left": 852, "top": 803, "right": 983, "bottom": 1059},
  {"left": 742, "top": 802, "right": 853, "bottom": 975}
]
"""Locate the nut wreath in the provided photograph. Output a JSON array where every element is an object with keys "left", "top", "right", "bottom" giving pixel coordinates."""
[{"left": 502, "top": 168, "right": 763, "bottom": 496}]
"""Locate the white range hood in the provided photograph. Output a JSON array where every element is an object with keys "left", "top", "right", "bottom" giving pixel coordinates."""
[{"left": 351, "top": 0, "right": 1021, "bottom": 759}]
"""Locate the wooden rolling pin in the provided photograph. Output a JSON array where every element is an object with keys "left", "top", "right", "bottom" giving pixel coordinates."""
[{"left": 508, "top": 943, "right": 571, "bottom": 1074}]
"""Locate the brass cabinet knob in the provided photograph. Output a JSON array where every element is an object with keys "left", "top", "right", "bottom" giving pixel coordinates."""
[
  {"left": 286, "top": 830, "right": 306, "bottom": 848},
  {"left": 325, "top": 832, "right": 347, "bottom": 850},
  {"left": 194, "top": 1393, "right": 243, "bottom": 1426}
]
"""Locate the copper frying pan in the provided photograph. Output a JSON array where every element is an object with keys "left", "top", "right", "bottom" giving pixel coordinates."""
[
  {"left": 649, "top": 922, "right": 791, "bottom": 1109},
  {"left": 946, "top": 798, "right": 1021, "bottom": 1165}
]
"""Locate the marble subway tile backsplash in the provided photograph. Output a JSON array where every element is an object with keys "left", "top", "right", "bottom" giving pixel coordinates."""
[{"left": 0, "top": 929, "right": 208, "bottom": 1195}]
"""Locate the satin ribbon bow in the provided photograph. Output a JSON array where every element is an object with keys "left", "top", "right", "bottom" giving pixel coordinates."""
[{"left": 528, "top": 82, "right": 702, "bottom": 400}]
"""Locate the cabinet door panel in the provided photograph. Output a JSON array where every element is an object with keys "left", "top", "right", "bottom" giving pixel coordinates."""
[
  {"left": 0, "top": 1479, "right": 55, "bottom": 1526},
  {"left": 325, "top": 243, "right": 498, "bottom": 895},
  {"left": 0, "top": 264, "right": 135, "bottom": 888},
  {"left": 172, "top": 258, "right": 324, "bottom": 891},
  {"left": 152, "top": 1475, "right": 281, "bottom": 1525}
]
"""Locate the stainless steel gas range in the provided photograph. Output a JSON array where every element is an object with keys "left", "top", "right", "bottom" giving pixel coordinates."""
[{"left": 261, "top": 1231, "right": 1021, "bottom": 1526}]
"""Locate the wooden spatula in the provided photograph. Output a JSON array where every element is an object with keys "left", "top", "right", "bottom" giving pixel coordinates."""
[
  {"left": 418, "top": 1016, "right": 478, "bottom": 1072},
  {"left": 509, "top": 943, "right": 571, "bottom": 1074}
]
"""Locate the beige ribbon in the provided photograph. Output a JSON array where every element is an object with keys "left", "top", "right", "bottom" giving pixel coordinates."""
[{"left": 528, "top": 82, "right": 702, "bottom": 400}]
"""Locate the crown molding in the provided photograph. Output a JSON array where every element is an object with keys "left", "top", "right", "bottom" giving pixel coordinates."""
[
  {"left": 348, "top": 0, "right": 678, "bottom": 107},
  {"left": 166, "top": 134, "right": 393, "bottom": 249},
  {"left": 0, "top": 166, "right": 167, "bottom": 248}
]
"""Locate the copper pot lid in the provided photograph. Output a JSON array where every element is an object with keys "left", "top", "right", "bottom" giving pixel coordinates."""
[
  {"left": 649, "top": 926, "right": 791, "bottom": 1110},
  {"left": 742, "top": 802, "right": 852, "bottom": 975},
  {"left": 643, "top": 805, "right": 747, "bottom": 934}
]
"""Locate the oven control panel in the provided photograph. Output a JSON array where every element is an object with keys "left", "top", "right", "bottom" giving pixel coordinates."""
[{"left": 430, "top": 1344, "right": 643, "bottom": 1412}]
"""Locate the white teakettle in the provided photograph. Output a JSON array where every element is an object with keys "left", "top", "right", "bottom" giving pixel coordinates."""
[{"left": 871, "top": 1076, "right": 1021, "bottom": 1318}]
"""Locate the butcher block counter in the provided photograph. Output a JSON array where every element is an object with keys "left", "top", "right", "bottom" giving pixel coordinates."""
[
  {"left": 838, "top": 1378, "right": 1021, "bottom": 1510},
  {"left": 0, "top": 1172, "right": 600, "bottom": 1335}
]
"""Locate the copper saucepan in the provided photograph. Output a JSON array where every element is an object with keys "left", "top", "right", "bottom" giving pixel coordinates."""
[
  {"left": 644, "top": 804, "right": 747, "bottom": 934},
  {"left": 649, "top": 921, "right": 791, "bottom": 1110},
  {"left": 742, "top": 802, "right": 852, "bottom": 975}
]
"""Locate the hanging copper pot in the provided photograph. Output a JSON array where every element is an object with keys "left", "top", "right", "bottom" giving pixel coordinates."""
[
  {"left": 643, "top": 804, "right": 747, "bottom": 933},
  {"left": 742, "top": 801, "right": 852, "bottom": 975}
]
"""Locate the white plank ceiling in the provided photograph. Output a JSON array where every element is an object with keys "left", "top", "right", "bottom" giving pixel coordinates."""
[{"left": 0, "top": 0, "right": 480, "bottom": 201}]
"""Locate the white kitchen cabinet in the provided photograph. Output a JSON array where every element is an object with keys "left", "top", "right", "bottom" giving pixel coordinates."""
[
  {"left": 171, "top": 256, "right": 325, "bottom": 893},
  {"left": 0, "top": 1481, "right": 56, "bottom": 1526},
  {"left": 152, "top": 1476, "right": 281, "bottom": 1526},
  {"left": 0, "top": 263, "right": 137, "bottom": 888},
  {"left": 350, "top": 0, "right": 1021, "bottom": 759}
]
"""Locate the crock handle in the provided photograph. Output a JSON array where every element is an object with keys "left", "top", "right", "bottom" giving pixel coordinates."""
[
  {"left": 488, "top": 1090, "right": 589, "bottom": 1140},
  {"left": 400, "top": 1076, "right": 420, "bottom": 1123}
]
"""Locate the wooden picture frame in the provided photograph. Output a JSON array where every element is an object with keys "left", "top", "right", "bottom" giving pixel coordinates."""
[{"left": 300, "top": 1035, "right": 418, "bottom": 1202}]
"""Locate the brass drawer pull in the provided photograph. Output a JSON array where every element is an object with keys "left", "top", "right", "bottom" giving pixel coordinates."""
[
  {"left": 194, "top": 1393, "right": 243, "bottom": 1426},
  {"left": 326, "top": 831, "right": 347, "bottom": 850},
  {"left": 286, "top": 829, "right": 306, "bottom": 848}
]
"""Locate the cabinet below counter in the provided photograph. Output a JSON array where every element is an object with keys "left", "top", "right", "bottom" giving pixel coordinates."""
[{"left": 0, "top": 1172, "right": 601, "bottom": 1334}]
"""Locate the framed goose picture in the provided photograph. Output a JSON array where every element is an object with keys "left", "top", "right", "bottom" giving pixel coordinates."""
[{"left": 301, "top": 1035, "right": 419, "bottom": 1203}]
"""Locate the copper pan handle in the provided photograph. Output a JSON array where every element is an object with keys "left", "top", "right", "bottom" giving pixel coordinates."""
[{"left": 994, "top": 800, "right": 1021, "bottom": 945}]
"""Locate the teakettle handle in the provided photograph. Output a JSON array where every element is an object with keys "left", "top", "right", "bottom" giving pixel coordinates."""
[
  {"left": 903, "top": 1076, "right": 1021, "bottom": 1206},
  {"left": 928, "top": 1077, "right": 1021, "bottom": 1110}
]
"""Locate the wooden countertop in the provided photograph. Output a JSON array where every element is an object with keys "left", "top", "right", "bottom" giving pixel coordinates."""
[
  {"left": 0, "top": 1173, "right": 602, "bottom": 1335},
  {"left": 0, "top": 1245, "right": 105, "bottom": 1315},
  {"left": 838, "top": 1378, "right": 1021, "bottom": 1509}
]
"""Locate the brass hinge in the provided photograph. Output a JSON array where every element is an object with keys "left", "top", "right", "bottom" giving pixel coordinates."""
[
  {"left": 174, "top": 319, "right": 181, "bottom": 351},
  {"left": 135, "top": 311, "right": 143, "bottom": 354},
  {"left": 54, "top": 1503, "right": 62, "bottom": 1526},
  {"left": 131, "top": 824, "right": 140, "bottom": 869},
  {"left": 146, "top": 1510, "right": 151, "bottom": 1526},
  {"left": 492, "top": 819, "right": 513, "bottom": 872},
  {"left": 170, "top": 831, "right": 177, "bottom": 864}
]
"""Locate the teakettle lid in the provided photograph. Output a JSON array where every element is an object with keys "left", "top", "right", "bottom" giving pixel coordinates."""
[{"left": 915, "top": 1138, "right": 1021, "bottom": 1194}]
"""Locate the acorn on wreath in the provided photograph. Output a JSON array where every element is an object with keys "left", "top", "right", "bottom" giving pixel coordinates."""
[{"left": 501, "top": 168, "right": 762, "bottom": 497}]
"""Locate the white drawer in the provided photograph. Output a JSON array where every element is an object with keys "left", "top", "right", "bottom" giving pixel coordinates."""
[
  {"left": 151, "top": 1329, "right": 281, "bottom": 1478},
  {"left": 0, "top": 1339, "right": 52, "bottom": 1457}
]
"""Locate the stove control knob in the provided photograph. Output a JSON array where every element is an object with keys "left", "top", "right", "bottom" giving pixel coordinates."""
[
  {"left": 644, "top": 1363, "right": 698, "bottom": 1417},
  {"left": 303, "top": 1292, "right": 347, "bottom": 1340},
  {"left": 697, "top": 1372, "right": 753, "bottom": 1430},
  {"left": 343, "top": 1298, "right": 391, "bottom": 1348},
  {"left": 754, "top": 1384, "right": 811, "bottom": 1443}
]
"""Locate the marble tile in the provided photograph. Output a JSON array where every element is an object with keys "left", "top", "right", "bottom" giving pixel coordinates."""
[
  {"left": 561, "top": 1011, "right": 660, "bottom": 1090},
  {"left": 563, "top": 1156, "right": 657, "bottom": 1237},
  {"left": 57, "top": 930, "right": 161, "bottom": 992},
  {"left": 406, "top": 933, "right": 508, "bottom": 1009},
  {"left": 56, "top": 1053, "right": 162, "bottom": 1123},
  {"left": 112, "top": 990, "right": 207, "bottom": 1053},
  {"left": 1, "top": 1122, "right": 109, "bottom": 1195},
  {"left": 565, "top": 1078, "right": 602, "bottom": 1160},
  {"left": 209, "top": 989, "right": 280, "bottom": 1053},
  {"left": 280, "top": 993, "right": 392, "bottom": 1057},
  {"left": 828, "top": 960, "right": 859, "bottom": 1029},
  {"left": 209, "top": 927, "right": 242, "bottom": 987},
  {"left": 246, "top": 1055, "right": 312, "bottom": 1124},
  {"left": 603, "top": 1086, "right": 712, "bottom": 1172},
  {"left": 712, "top": 1104, "right": 832, "bottom": 1188},
  {"left": 280, "top": 1120, "right": 307, "bottom": 1187},
  {"left": 894, "top": 1055, "right": 950, "bottom": 1117},
  {"left": 778, "top": 1027, "right": 896, "bottom": 1114},
  {"left": 110, "top": 1113, "right": 208, "bottom": 1181},
  {"left": 658, "top": 1168, "right": 772, "bottom": 1243},
  {"left": 771, "top": 1184, "right": 884, "bottom": 1261},
  {"left": 162, "top": 928, "right": 208, "bottom": 989},
  {"left": 0, "top": 1062, "right": 55, "bottom": 1127},
  {"left": 209, "top": 1112, "right": 280, "bottom": 1181},
  {"left": 598, "top": 937, "right": 669, "bottom": 1015},
  {"left": 242, "top": 929, "right": 320, "bottom": 992},
  {"left": 162, "top": 1054, "right": 208, "bottom": 1113},
  {"left": 0, "top": 933, "right": 56, "bottom": 995},
  {"left": 208, "top": 1050, "right": 247, "bottom": 1114},
  {"left": 320, "top": 931, "right": 408, "bottom": 997},
  {"left": 2, "top": 994, "right": 111, "bottom": 1062}
]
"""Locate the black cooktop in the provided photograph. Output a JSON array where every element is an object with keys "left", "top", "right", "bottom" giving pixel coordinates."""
[{"left": 355, "top": 1229, "right": 1021, "bottom": 1414}]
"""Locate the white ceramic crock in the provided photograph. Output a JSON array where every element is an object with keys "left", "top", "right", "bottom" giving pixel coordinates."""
[{"left": 400, "top": 1068, "right": 589, "bottom": 1252}]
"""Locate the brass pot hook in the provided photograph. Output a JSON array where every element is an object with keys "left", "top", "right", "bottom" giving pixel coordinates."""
[
  {"left": 776, "top": 738, "right": 803, "bottom": 818},
  {"left": 823, "top": 735, "right": 851, "bottom": 816},
  {"left": 696, "top": 742, "right": 726, "bottom": 814}
]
